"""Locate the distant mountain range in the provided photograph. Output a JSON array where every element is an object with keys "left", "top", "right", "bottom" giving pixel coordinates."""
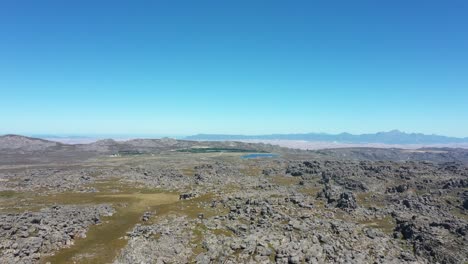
[
  {"left": 0, "top": 134, "right": 288, "bottom": 155},
  {"left": 185, "top": 130, "right": 468, "bottom": 145},
  {"left": 2, "top": 134, "right": 468, "bottom": 165}
]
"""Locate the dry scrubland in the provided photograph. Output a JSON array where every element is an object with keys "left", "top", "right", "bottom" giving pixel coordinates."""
[{"left": 0, "top": 135, "right": 467, "bottom": 263}]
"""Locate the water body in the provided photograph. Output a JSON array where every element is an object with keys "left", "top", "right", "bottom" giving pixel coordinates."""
[{"left": 241, "top": 153, "right": 279, "bottom": 159}]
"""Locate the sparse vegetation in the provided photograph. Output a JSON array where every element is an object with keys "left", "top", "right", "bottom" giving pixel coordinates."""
[{"left": 0, "top": 136, "right": 467, "bottom": 263}]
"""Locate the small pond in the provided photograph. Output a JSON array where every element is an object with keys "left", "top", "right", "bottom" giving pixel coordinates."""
[{"left": 241, "top": 153, "right": 279, "bottom": 159}]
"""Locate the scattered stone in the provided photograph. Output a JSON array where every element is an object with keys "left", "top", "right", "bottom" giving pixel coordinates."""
[{"left": 0, "top": 205, "right": 114, "bottom": 263}]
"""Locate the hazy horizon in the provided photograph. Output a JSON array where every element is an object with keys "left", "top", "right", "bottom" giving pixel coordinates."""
[
  {"left": 3, "top": 130, "right": 468, "bottom": 150},
  {"left": 2, "top": 129, "right": 468, "bottom": 140}
]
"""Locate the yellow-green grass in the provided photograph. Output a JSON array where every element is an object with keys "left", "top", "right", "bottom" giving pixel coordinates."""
[
  {"left": 358, "top": 215, "right": 396, "bottom": 234},
  {"left": 299, "top": 186, "right": 322, "bottom": 197},
  {"left": 40, "top": 185, "right": 179, "bottom": 263},
  {"left": 271, "top": 175, "right": 301, "bottom": 186}
]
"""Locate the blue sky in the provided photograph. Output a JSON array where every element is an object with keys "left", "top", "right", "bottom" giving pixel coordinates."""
[{"left": 1, "top": 1, "right": 467, "bottom": 137}]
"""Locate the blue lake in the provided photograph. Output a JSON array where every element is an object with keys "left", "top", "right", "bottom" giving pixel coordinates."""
[{"left": 241, "top": 153, "right": 279, "bottom": 159}]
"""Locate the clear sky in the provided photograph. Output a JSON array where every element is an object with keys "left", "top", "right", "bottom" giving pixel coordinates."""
[{"left": 1, "top": 1, "right": 467, "bottom": 137}]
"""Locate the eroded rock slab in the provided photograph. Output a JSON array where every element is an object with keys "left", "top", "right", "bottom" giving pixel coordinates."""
[{"left": 0, "top": 204, "right": 114, "bottom": 264}]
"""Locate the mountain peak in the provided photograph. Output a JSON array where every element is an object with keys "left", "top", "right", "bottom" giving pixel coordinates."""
[{"left": 377, "top": 130, "right": 404, "bottom": 135}]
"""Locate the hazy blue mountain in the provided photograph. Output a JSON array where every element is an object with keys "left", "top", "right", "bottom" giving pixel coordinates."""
[{"left": 185, "top": 130, "right": 468, "bottom": 144}]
